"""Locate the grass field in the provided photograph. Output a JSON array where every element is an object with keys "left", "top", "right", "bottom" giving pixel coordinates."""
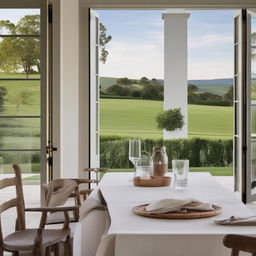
[
  {"left": 0, "top": 73, "right": 234, "bottom": 175},
  {"left": 100, "top": 98, "right": 233, "bottom": 139}
]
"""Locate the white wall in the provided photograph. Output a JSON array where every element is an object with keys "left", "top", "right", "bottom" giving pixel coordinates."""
[{"left": 55, "top": 0, "right": 256, "bottom": 178}]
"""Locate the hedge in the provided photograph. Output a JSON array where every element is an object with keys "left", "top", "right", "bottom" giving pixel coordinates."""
[{"left": 100, "top": 137, "right": 233, "bottom": 168}]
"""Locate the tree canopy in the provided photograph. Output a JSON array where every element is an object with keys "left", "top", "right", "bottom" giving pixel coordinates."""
[
  {"left": 0, "top": 15, "right": 40, "bottom": 77},
  {"left": 99, "top": 23, "right": 112, "bottom": 64},
  {"left": 0, "top": 16, "right": 112, "bottom": 77}
]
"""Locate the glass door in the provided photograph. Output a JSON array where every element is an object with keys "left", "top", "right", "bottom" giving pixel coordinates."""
[
  {"left": 247, "top": 11, "right": 256, "bottom": 201},
  {"left": 0, "top": 8, "right": 46, "bottom": 184},
  {"left": 90, "top": 9, "right": 100, "bottom": 169},
  {"left": 234, "top": 9, "right": 256, "bottom": 203}
]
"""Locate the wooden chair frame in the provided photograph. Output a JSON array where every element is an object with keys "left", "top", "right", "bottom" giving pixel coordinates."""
[
  {"left": 0, "top": 164, "right": 78, "bottom": 256},
  {"left": 223, "top": 234, "right": 256, "bottom": 256}
]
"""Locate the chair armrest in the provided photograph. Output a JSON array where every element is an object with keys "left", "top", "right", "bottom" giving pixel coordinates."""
[
  {"left": 25, "top": 205, "right": 80, "bottom": 212},
  {"left": 74, "top": 178, "right": 99, "bottom": 184},
  {"left": 83, "top": 168, "right": 108, "bottom": 173},
  {"left": 223, "top": 234, "right": 256, "bottom": 254}
]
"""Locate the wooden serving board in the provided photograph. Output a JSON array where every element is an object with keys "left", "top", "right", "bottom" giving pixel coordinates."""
[
  {"left": 132, "top": 204, "right": 222, "bottom": 219},
  {"left": 133, "top": 176, "right": 171, "bottom": 187}
]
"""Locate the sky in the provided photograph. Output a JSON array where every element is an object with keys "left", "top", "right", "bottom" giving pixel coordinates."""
[
  {"left": 0, "top": 9, "right": 40, "bottom": 34},
  {"left": 97, "top": 10, "right": 235, "bottom": 80}
]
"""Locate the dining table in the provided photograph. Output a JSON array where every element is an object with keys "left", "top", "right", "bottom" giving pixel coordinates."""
[{"left": 95, "top": 172, "right": 256, "bottom": 256}]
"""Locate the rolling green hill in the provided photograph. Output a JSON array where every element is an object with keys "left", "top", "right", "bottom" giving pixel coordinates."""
[
  {"left": 100, "top": 98, "right": 233, "bottom": 139},
  {"left": 99, "top": 77, "right": 118, "bottom": 89},
  {"left": 100, "top": 76, "right": 232, "bottom": 96}
]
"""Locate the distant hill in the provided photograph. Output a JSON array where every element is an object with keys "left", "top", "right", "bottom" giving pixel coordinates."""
[
  {"left": 100, "top": 77, "right": 118, "bottom": 89},
  {"left": 188, "top": 78, "right": 233, "bottom": 86},
  {"left": 100, "top": 77, "right": 233, "bottom": 96}
]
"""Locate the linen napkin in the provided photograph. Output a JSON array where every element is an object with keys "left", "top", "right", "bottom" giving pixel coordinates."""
[
  {"left": 145, "top": 198, "right": 214, "bottom": 214},
  {"left": 214, "top": 215, "right": 256, "bottom": 226}
]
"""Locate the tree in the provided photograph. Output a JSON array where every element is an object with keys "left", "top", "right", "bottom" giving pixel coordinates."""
[
  {"left": 142, "top": 85, "right": 160, "bottom": 100},
  {"left": 0, "top": 15, "right": 112, "bottom": 76},
  {"left": 156, "top": 108, "right": 184, "bottom": 132},
  {"left": 0, "top": 15, "right": 40, "bottom": 77},
  {"left": 188, "top": 84, "right": 198, "bottom": 93},
  {"left": 106, "top": 84, "right": 130, "bottom": 96},
  {"left": 117, "top": 77, "right": 133, "bottom": 85},
  {"left": 9, "top": 90, "right": 33, "bottom": 112},
  {"left": 0, "top": 87, "right": 7, "bottom": 112},
  {"left": 223, "top": 86, "right": 233, "bottom": 105},
  {"left": 139, "top": 77, "right": 150, "bottom": 85},
  {"left": 99, "top": 23, "right": 112, "bottom": 63},
  {"left": 252, "top": 33, "right": 256, "bottom": 60},
  {"left": 131, "top": 90, "right": 142, "bottom": 98}
]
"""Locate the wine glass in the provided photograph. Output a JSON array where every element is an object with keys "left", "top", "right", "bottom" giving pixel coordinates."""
[{"left": 129, "top": 139, "right": 141, "bottom": 173}]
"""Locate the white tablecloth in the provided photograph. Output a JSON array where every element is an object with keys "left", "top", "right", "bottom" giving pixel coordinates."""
[{"left": 98, "top": 172, "right": 256, "bottom": 256}]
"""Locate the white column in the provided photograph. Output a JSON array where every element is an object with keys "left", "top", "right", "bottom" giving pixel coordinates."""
[
  {"left": 60, "top": 0, "right": 79, "bottom": 178},
  {"left": 162, "top": 9, "right": 190, "bottom": 139}
]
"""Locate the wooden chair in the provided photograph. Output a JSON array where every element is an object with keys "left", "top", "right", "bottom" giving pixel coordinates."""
[
  {"left": 0, "top": 164, "right": 78, "bottom": 256},
  {"left": 81, "top": 168, "right": 108, "bottom": 200},
  {"left": 42, "top": 178, "right": 99, "bottom": 225},
  {"left": 223, "top": 234, "right": 256, "bottom": 256}
]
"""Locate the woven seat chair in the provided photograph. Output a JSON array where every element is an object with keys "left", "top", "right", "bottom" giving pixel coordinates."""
[
  {"left": 0, "top": 164, "right": 77, "bottom": 256},
  {"left": 81, "top": 168, "right": 108, "bottom": 200}
]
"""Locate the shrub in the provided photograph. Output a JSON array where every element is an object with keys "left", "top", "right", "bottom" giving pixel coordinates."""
[
  {"left": 141, "top": 85, "right": 161, "bottom": 100},
  {"left": 106, "top": 84, "right": 131, "bottom": 96},
  {"left": 117, "top": 77, "right": 133, "bottom": 85},
  {"left": 156, "top": 108, "right": 184, "bottom": 131},
  {"left": 130, "top": 90, "right": 142, "bottom": 98},
  {"left": 100, "top": 136, "right": 233, "bottom": 169}
]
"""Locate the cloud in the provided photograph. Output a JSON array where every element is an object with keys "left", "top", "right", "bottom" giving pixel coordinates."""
[
  {"left": 189, "top": 34, "right": 233, "bottom": 49},
  {"left": 99, "top": 40, "right": 163, "bottom": 79},
  {"left": 100, "top": 34, "right": 233, "bottom": 80},
  {"left": 188, "top": 59, "right": 233, "bottom": 79}
]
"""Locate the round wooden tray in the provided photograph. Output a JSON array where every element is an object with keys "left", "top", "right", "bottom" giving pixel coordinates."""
[
  {"left": 133, "top": 176, "right": 171, "bottom": 187},
  {"left": 132, "top": 204, "right": 222, "bottom": 219}
]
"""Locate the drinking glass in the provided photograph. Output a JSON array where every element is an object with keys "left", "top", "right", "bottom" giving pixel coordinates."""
[
  {"left": 172, "top": 160, "right": 189, "bottom": 189},
  {"left": 129, "top": 140, "right": 141, "bottom": 173},
  {"left": 136, "top": 153, "right": 153, "bottom": 179}
]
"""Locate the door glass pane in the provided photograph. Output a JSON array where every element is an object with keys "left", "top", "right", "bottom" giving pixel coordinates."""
[
  {"left": 251, "top": 16, "right": 256, "bottom": 193},
  {"left": 251, "top": 140, "right": 256, "bottom": 192},
  {"left": 252, "top": 17, "right": 256, "bottom": 46},
  {"left": 235, "top": 16, "right": 240, "bottom": 44},
  {"left": 0, "top": 9, "right": 40, "bottom": 35},
  {"left": 0, "top": 151, "right": 40, "bottom": 175},
  {"left": 0, "top": 118, "right": 40, "bottom": 149},
  {"left": 235, "top": 44, "right": 241, "bottom": 75},
  {"left": 0, "top": 8, "right": 41, "bottom": 181},
  {"left": 0, "top": 80, "right": 40, "bottom": 116}
]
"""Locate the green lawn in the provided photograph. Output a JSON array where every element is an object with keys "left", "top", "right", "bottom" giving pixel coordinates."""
[
  {"left": 100, "top": 98, "right": 233, "bottom": 139},
  {"left": 0, "top": 73, "right": 234, "bottom": 176}
]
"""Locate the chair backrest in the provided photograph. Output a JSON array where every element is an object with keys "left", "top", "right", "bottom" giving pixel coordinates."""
[
  {"left": 42, "top": 179, "right": 78, "bottom": 206},
  {"left": 0, "top": 165, "right": 26, "bottom": 245},
  {"left": 223, "top": 234, "right": 256, "bottom": 256}
]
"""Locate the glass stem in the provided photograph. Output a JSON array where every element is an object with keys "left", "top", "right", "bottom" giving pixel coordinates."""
[{"left": 134, "top": 159, "right": 138, "bottom": 176}]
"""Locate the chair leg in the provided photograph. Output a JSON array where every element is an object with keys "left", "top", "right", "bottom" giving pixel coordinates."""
[
  {"left": 64, "top": 236, "right": 73, "bottom": 256},
  {"left": 33, "top": 246, "right": 45, "bottom": 256},
  {"left": 231, "top": 249, "right": 239, "bottom": 256},
  {"left": 54, "top": 243, "right": 62, "bottom": 256},
  {"left": 45, "top": 246, "right": 51, "bottom": 256}
]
